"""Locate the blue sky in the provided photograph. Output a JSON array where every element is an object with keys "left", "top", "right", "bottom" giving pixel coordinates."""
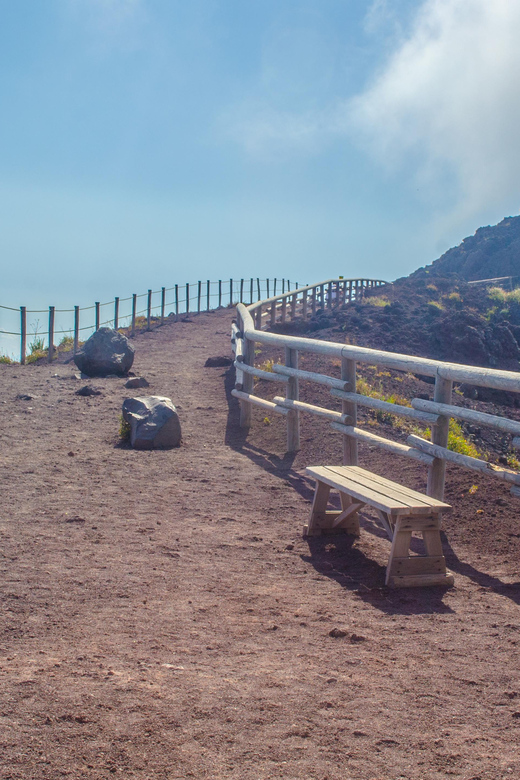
[{"left": 1, "top": 0, "right": 520, "bottom": 328}]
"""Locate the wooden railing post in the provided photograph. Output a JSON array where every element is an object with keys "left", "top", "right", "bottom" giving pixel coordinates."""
[
  {"left": 20, "top": 306, "right": 26, "bottom": 364},
  {"left": 281, "top": 296, "right": 287, "bottom": 323},
  {"left": 291, "top": 293, "right": 297, "bottom": 319},
  {"left": 48, "top": 306, "right": 55, "bottom": 362},
  {"left": 341, "top": 356, "right": 358, "bottom": 465},
  {"left": 311, "top": 287, "right": 316, "bottom": 315},
  {"left": 255, "top": 305, "right": 262, "bottom": 330},
  {"left": 302, "top": 289, "right": 308, "bottom": 319},
  {"left": 427, "top": 375, "right": 452, "bottom": 500},
  {"left": 270, "top": 300, "right": 276, "bottom": 327},
  {"left": 285, "top": 347, "right": 300, "bottom": 452},
  {"left": 74, "top": 306, "right": 79, "bottom": 354},
  {"left": 240, "top": 331, "right": 254, "bottom": 428}
]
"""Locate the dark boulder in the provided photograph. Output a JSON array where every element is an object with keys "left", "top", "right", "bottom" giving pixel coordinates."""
[
  {"left": 74, "top": 328, "right": 134, "bottom": 377},
  {"left": 122, "top": 396, "right": 182, "bottom": 449}
]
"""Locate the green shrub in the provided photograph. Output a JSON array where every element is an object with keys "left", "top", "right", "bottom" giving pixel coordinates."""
[
  {"left": 59, "top": 335, "right": 74, "bottom": 350},
  {"left": 366, "top": 296, "right": 390, "bottom": 308},
  {"left": 119, "top": 416, "right": 131, "bottom": 440}
]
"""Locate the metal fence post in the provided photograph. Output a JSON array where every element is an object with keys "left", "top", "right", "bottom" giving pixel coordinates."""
[
  {"left": 114, "top": 297, "right": 119, "bottom": 329},
  {"left": 161, "top": 287, "right": 165, "bottom": 323},
  {"left": 95, "top": 302, "right": 100, "bottom": 331},
  {"left": 48, "top": 306, "right": 55, "bottom": 362},
  {"left": 74, "top": 306, "right": 79, "bottom": 354},
  {"left": 131, "top": 294, "right": 137, "bottom": 335},
  {"left": 147, "top": 289, "right": 152, "bottom": 330},
  {"left": 20, "top": 306, "right": 26, "bottom": 364}
]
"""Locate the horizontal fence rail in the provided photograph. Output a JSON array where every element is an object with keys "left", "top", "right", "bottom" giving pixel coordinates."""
[
  {"left": 231, "top": 277, "right": 520, "bottom": 502},
  {"left": 1, "top": 277, "right": 297, "bottom": 364}
]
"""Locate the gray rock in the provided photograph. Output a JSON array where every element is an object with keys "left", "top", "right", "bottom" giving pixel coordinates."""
[
  {"left": 122, "top": 396, "right": 182, "bottom": 449},
  {"left": 75, "top": 385, "right": 102, "bottom": 397},
  {"left": 74, "top": 328, "right": 134, "bottom": 377},
  {"left": 125, "top": 377, "right": 149, "bottom": 389}
]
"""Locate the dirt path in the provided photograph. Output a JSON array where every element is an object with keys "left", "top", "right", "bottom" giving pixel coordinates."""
[{"left": 1, "top": 309, "right": 520, "bottom": 780}]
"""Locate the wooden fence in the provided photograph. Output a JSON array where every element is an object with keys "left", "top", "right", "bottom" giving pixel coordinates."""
[
  {"left": 0, "top": 277, "right": 296, "bottom": 364},
  {"left": 232, "top": 277, "right": 520, "bottom": 503}
]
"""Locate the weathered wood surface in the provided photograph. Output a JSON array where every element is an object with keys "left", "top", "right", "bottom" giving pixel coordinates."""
[
  {"left": 232, "top": 389, "right": 289, "bottom": 415},
  {"left": 331, "top": 389, "right": 439, "bottom": 424},
  {"left": 407, "top": 434, "right": 520, "bottom": 486},
  {"left": 272, "top": 395, "right": 351, "bottom": 423},
  {"left": 330, "top": 422, "right": 434, "bottom": 465},
  {"left": 272, "top": 363, "right": 349, "bottom": 391},
  {"left": 306, "top": 465, "right": 448, "bottom": 515},
  {"left": 238, "top": 301, "right": 520, "bottom": 392},
  {"left": 412, "top": 397, "right": 520, "bottom": 435},
  {"left": 236, "top": 362, "right": 288, "bottom": 382},
  {"left": 304, "top": 465, "right": 453, "bottom": 588}
]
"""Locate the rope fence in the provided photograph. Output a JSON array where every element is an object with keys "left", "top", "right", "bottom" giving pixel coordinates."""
[{"left": 0, "top": 278, "right": 299, "bottom": 364}]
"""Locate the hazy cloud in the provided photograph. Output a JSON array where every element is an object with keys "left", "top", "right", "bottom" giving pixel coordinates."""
[{"left": 350, "top": 0, "right": 520, "bottom": 217}]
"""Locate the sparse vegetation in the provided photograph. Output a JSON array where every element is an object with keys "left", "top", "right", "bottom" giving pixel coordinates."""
[
  {"left": 258, "top": 359, "right": 276, "bottom": 373},
  {"left": 0, "top": 354, "right": 14, "bottom": 364},
  {"left": 119, "top": 415, "right": 131, "bottom": 440},
  {"left": 446, "top": 419, "right": 482, "bottom": 458},
  {"left": 365, "top": 296, "right": 390, "bottom": 308},
  {"left": 58, "top": 335, "right": 74, "bottom": 351}
]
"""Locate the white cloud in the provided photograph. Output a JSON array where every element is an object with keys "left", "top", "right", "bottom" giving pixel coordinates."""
[{"left": 350, "top": 0, "right": 520, "bottom": 217}]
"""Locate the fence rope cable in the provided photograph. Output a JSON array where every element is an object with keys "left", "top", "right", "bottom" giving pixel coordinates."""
[{"left": 0, "top": 279, "right": 292, "bottom": 344}]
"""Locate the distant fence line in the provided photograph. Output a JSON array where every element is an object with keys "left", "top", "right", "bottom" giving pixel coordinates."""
[{"left": 0, "top": 278, "right": 301, "bottom": 364}]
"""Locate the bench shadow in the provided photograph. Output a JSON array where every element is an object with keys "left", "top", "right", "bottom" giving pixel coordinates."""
[
  {"left": 302, "top": 514, "right": 455, "bottom": 616},
  {"left": 440, "top": 533, "right": 520, "bottom": 604}
]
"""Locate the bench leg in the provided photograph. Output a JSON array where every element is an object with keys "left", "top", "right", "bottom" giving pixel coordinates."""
[
  {"left": 386, "top": 515, "right": 454, "bottom": 588},
  {"left": 304, "top": 480, "right": 362, "bottom": 537}
]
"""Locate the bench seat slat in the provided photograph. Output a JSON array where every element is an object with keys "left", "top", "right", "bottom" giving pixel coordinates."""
[
  {"left": 306, "top": 466, "right": 450, "bottom": 515},
  {"left": 340, "top": 466, "right": 450, "bottom": 510},
  {"left": 306, "top": 466, "right": 417, "bottom": 515},
  {"left": 323, "top": 466, "right": 434, "bottom": 510}
]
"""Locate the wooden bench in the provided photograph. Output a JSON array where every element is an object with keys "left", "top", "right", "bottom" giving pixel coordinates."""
[{"left": 305, "top": 465, "right": 454, "bottom": 588}]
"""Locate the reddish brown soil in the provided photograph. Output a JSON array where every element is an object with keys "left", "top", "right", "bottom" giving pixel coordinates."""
[{"left": 1, "top": 308, "right": 520, "bottom": 780}]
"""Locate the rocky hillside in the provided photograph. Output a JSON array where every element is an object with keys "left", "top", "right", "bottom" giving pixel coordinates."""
[
  {"left": 276, "top": 217, "right": 520, "bottom": 387},
  {"left": 412, "top": 215, "right": 520, "bottom": 281}
]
